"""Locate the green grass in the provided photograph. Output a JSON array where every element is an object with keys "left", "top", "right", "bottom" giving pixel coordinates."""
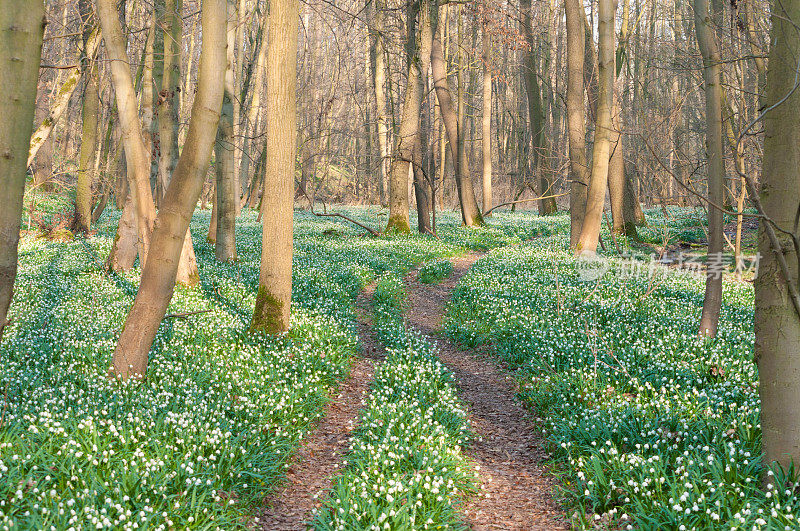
[{"left": 444, "top": 235, "right": 797, "bottom": 530}]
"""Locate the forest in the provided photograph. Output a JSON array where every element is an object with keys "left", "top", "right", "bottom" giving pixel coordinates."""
[{"left": 0, "top": 0, "right": 799, "bottom": 528}]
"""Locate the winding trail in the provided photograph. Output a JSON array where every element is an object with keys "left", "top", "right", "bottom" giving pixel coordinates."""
[
  {"left": 404, "top": 253, "right": 566, "bottom": 530},
  {"left": 255, "top": 253, "right": 564, "bottom": 529},
  {"left": 253, "top": 285, "right": 385, "bottom": 530}
]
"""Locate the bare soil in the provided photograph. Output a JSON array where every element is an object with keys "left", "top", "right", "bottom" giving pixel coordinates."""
[
  {"left": 252, "top": 284, "right": 384, "bottom": 530},
  {"left": 404, "top": 253, "right": 567, "bottom": 530}
]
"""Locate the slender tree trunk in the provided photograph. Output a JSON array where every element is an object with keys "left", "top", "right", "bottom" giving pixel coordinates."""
[
  {"left": 576, "top": 0, "right": 615, "bottom": 253},
  {"left": 111, "top": 0, "right": 226, "bottom": 379},
  {"left": 385, "top": 0, "right": 435, "bottom": 233},
  {"left": 565, "top": 0, "right": 589, "bottom": 249},
  {"left": 0, "top": 1, "right": 45, "bottom": 340},
  {"left": 757, "top": 0, "right": 800, "bottom": 474},
  {"left": 97, "top": 0, "right": 157, "bottom": 262},
  {"left": 27, "top": 26, "right": 101, "bottom": 169},
  {"left": 481, "top": 16, "right": 492, "bottom": 215},
  {"left": 156, "top": 0, "right": 182, "bottom": 204},
  {"left": 74, "top": 0, "right": 100, "bottom": 234},
  {"left": 238, "top": 8, "right": 269, "bottom": 204},
  {"left": 369, "top": 0, "right": 389, "bottom": 206},
  {"left": 250, "top": 0, "right": 300, "bottom": 334},
  {"left": 430, "top": 5, "right": 484, "bottom": 227},
  {"left": 215, "top": 1, "right": 237, "bottom": 262},
  {"left": 694, "top": 0, "right": 724, "bottom": 337},
  {"left": 520, "top": 0, "right": 557, "bottom": 215},
  {"left": 414, "top": 80, "right": 433, "bottom": 234}
]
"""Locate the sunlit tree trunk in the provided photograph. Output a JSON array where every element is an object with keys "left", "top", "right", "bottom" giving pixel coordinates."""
[
  {"left": 111, "top": 0, "right": 226, "bottom": 379},
  {"left": 431, "top": 2, "right": 483, "bottom": 227},
  {"left": 369, "top": 0, "right": 389, "bottom": 206},
  {"left": 385, "top": 0, "right": 435, "bottom": 233},
  {"left": 607, "top": 0, "right": 638, "bottom": 238},
  {"left": 576, "top": 0, "right": 616, "bottom": 253},
  {"left": 565, "top": 0, "right": 588, "bottom": 249},
  {"left": 481, "top": 16, "right": 492, "bottom": 215},
  {"left": 0, "top": 1, "right": 45, "bottom": 340},
  {"left": 97, "top": 0, "right": 157, "bottom": 262},
  {"left": 250, "top": 0, "right": 299, "bottom": 334},
  {"left": 694, "top": 0, "right": 724, "bottom": 337},
  {"left": 156, "top": 0, "right": 182, "bottom": 204},
  {"left": 757, "top": 0, "right": 800, "bottom": 476}
]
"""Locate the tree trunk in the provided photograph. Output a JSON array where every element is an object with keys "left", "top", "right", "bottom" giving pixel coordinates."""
[
  {"left": 481, "top": 17, "right": 492, "bottom": 215},
  {"left": 106, "top": 196, "right": 139, "bottom": 272},
  {"left": 694, "top": 0, "right": 724, "bottom": 338},
  {"left": 215, "top": 2, "right": 237, "bottom": 262},
  {"left": 385, "top": 0, "right": 435, "bottom": 233},
  {"left": 520, "top": 0, "right": 557, "bottom": 215},
  {"left": 74, "top": 0, "right": 100, "bottom": 234},
  {"left": 757, "top": 0, "right": 800, "bottom": 476},
  {"left": 565, "top": 0, "right": 589, "bottom": 249},
  {"left": 110, "top": 0, "right": 226, "bottom": 379},
  {"left": 414, "top": 79, "right": 433, "bottom": 234},
  {"left": 27, "top": 26, "right": 101, "bottom": 169},
  {"left": 369, "top": 0, "right": 389, "bottom": 206},
  {"left": 97, "top": 0, "right": 157, "bottom": 263},
  {"left": 576, "top": 0, "right": 616, "bottom": 253},
  {"left": 0, "top": 2, "right": 45, "bottom": 340},
  {"left": 156, "top": 0, "right": 182, "bottom": 204},
  {"left": 250, "top": 0, "right": 300, "bottom": 335},
  {"left": 238, "top": 7, "right": 269, "bottom": 203},
  {"left": 431, "top": 5, "right": 484, "bottom": 227}
]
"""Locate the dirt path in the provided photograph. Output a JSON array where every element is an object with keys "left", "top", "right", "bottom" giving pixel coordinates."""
[
  {"left": 404, "top": 253, "right": 566, "bottom": 530},
  {"left": 253, "top": 286, "right": 384, "bottom": 530}
]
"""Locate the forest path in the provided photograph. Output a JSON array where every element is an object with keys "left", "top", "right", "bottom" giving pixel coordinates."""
[
  {"left": 404, "top": 253, "right": 566, "bottom": 530},
  {"left": 252, "top": 284, "right": 385, "bottom": 530}
]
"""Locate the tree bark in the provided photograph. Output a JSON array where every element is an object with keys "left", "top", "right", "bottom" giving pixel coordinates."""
[
  {"left": 481, "top": 17, "right": 492, "bottom": 215},
  {"left": 520, "top": 0, "right": 557, "bottom": 215},
  {"left": 249, "top": 0, "right": 300, "bottom": 335},
  {"left": 385, "top": 0, "right": 435, "bottom": 233},
  {"left": 693, "top": 0, "right": 724, "bottom": 337},
  {"left": 111, "top": 0, "right": 226, "bottom": 379},
  {"left": 0, "top": 1, "right": 45, "bottom": 340},
  {"left": 430, "top": 4, "right": 483, "bottom": 227},
  {"left": 576, "top": 0, "right": 616, "bottom": 253},
  {"left": 97, "top": 0, "right": 157, "bottom": 262},
  {"left": 214, "top": 2, "right": 237, "bottom": 262},
  {"left": 155, "top": 0, "right": 182, "bottom": 204},
  {"left": 565, "top": 0, "right": 589, "bottom": 249},
  {"left": 74, "top": 0, "right": 100, "bottom": 234},
  {"left": 27, "top": 26, "right": 101, "bottom": 169},
  {"left": 607, "top": 0, "right": 638, "bottom": 238},
  {"left": 757, "top": 0, "right": 800, "bottom": 476},
  {"left": 369, "top": 0, "right": 389, "bottom": 206}
]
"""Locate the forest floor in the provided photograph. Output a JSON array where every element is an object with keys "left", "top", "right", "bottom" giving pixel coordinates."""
[
  {"left": 404, "top": 254, "right": 566, "bottom": 530},
  {"left": 253, "top": 284, "right": 386, "bottom": 529},
  {"left": 254, "top": 253, "right": 565, "bottom": 529}
]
